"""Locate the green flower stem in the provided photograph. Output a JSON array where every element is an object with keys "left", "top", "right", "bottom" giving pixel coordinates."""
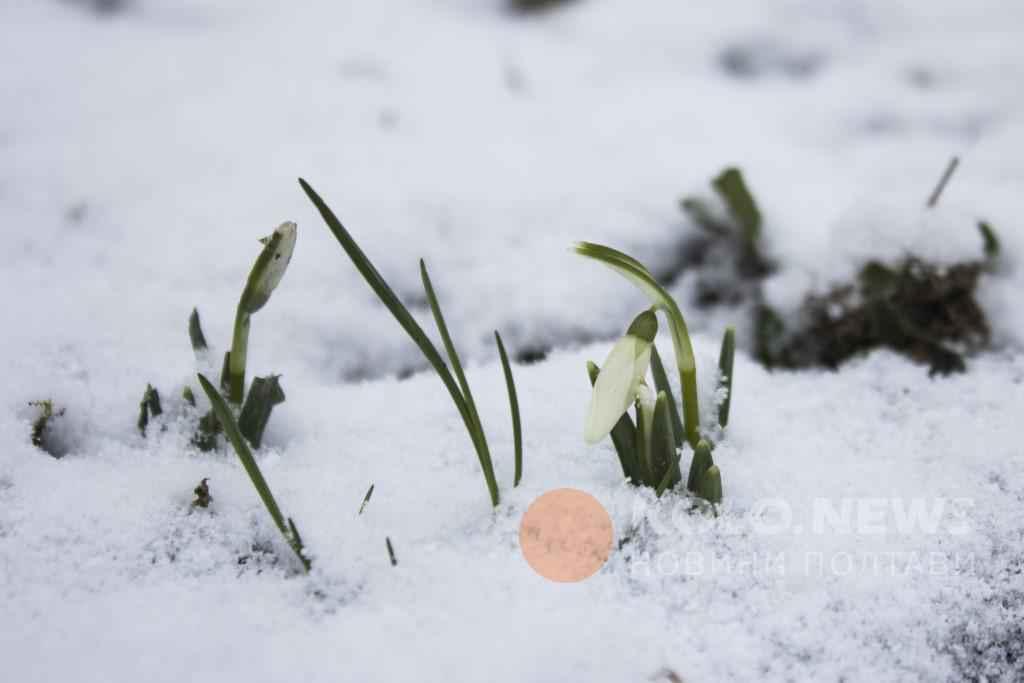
[
  {"left": 717, "top": 327, "right": 736, "bottom": 429},
  {"left": 223, "top": 224, "right": 296, "bottom": 405},
  {"left": 226, "top": 308, "right": 251, "bottom": 404}
]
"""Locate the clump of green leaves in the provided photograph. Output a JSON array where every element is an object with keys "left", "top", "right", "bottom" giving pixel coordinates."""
[
  {"left": 680, "top": 166, "right": 775, "bottom": 292},
  {"left": 577, "top": 244, "right": 735, "bottom": 504},
  {"left": 137, "top": 384, "right": 162, "bottom": 435},
  {"left": 300, "top": 178, "right": 523, "bottom": 508},
  {"left": 198, "top": 374, "right": 310, "bottom": 572}
]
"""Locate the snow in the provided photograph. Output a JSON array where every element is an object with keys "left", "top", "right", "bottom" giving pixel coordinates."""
[{"left": 2, "top": 0, "right": 1024, "bottom": 681}]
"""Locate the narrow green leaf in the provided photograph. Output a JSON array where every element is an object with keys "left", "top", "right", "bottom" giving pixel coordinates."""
[
  {"left": 358, "top": 484, "right": 375, "bottom": 515},
  {"left": 686, "top": 439, "right": 714, "bottom": 493},
  {"left": 712, "top": 167, "right": 761, "bottom": 244},
  {"left": 979, "top": 221, "right": 1000, "bottom": 261},
  {"left": 182, "top": 386, "right": 196, "bottom": 407},
  {"left": 650, "top": 391, "right": 680, "bottom": 491},
  {"left": 419, "top": 260, "right": 498, "bottom": 501},
  {"left": 587, "top": 361, "right": 638, "bottom": 483},
  {"left": 926, "top": 156, "right": 959, "bottom": 209},
  {"left": 717, "top": 327, "right": 736, "bottom": 429},
  {"left": 189, "top": 308, "right": 209, "bottom": 352},
  {"left": 300, "top": 178, "right": 499, "bottom": 506},
  {"left": 196, "top": 373, "right": 310, "bottom": 572},
  {"left": 495, "top": 330, "right": 523, "bottom": 487},
  {"left": 386, "top": 537, "right": 398, "bottom": 567},
  {"left": 219, "top": 351, "right": 232, "bottom": 394},
  {"left": 633, "top": 397, "right": 653, "bottom": 486},
  {"left": 680, "top": 197, "right": 730, "bottom": 236},
  {"left": 650, "top": 344, "right": 684, "bottom": 448},
  {"left": 655, "top": 451, "right": 682, "bottom": 497},
  {"left": 237, "top": 375, "right": 286, "bottom": 449}
]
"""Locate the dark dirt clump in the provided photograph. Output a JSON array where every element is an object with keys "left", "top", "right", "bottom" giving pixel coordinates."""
[
  {"left": 756, "top": 258, "right": 990, "bottom": 376},
  {"left": 677, "top": 166, "right": 997, "bottom": 376}
]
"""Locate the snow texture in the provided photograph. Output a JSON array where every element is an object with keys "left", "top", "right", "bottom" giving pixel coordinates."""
[{"left": 2, "top": 1, "right": 1023, "bottom": 681}]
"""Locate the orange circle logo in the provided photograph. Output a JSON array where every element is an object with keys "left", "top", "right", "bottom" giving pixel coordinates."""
[{"left": 519, "top": 488, "right": 614, "bottom": 582}]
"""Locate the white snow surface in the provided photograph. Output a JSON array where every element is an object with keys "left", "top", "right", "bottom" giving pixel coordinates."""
[{"left": 2, "top": 1, "right": 1023, "bottom": 681}]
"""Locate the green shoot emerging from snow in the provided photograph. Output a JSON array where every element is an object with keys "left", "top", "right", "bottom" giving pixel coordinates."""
[
  {"left": 197, "top": 373, "right": 310, "bottom": 572},
  {"left": 300, "top": 178, "right": 523, "bottom": 508}
]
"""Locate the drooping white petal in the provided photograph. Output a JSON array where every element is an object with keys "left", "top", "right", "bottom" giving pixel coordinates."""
[{"left": 584, "top": 334, "right": 653, "bottom": 444}]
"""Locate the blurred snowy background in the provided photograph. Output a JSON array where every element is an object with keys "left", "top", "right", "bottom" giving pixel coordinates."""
[{"left": 2, "top": 2, "right": 1023, "bottom": 681}]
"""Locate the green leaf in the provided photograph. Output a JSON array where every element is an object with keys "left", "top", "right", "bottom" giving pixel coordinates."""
[
  {"left": 979, "top": 221, "right": 1000, "bottom": 261},
  {"left": 300, "top": 178, "right": 499, "bottom": 506},
  {"left": 695, "top": 464, "right": 723, "bottom": 504},
  {"left": 587, "top": 360, "right": 638, "bottom": 483},
  {"left": 717, "top": 327, "right": 736, "bottom": 429},
  {"left": 686, "top": 439, "right": 714, "bottom": 493},
  {"left": 189, "top": 308, "right": 209, "bottom": 353},
  {"left": 137, "top": 384, "right": 162, "bottom": 436},
  {"left": 575, "top": 242, "right": 701, "bottom": 448},
  {"left": 650, "top": 390, "right": 680, "bottom": 492},
  {"left": 420, "top": 260, "right": 498, "bottom": 502},
  {"left": 712, "top": 167, "right": 761, "bottom": 245},
  {"left": 680, "top": 197, "right": 731, "bottom": 236},
  {"left": 655, "top": 450, "right": 682, "bottom": 497},
  {"left": 386, "top": 537, "right": 398, "bottom": 567},
  {"left": 192, "top": 409, "right": 222, "bottom": 452},
  {"left": 650, "top": 344, "right": 683, "bottom": 448},
  {"left": 358, "top": 483, "right": 375, "bottom": 515},
  {"left": 196, "top": 373, "right": 310, "bottom": 572},
  {"left": 237, "top": 375, "right": 286, "bottom": 449},
  {"left": 633, "top": 397, "right": 653, "bottom": 486},
  {"left": 495, "top": 331, "right": 523, "bottom": 487}
]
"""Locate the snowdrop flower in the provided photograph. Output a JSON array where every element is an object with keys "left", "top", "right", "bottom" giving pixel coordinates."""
[
  {"left": 584, "top": 310, "right": 658, "bottom": 444},
  {"left": 575, "top": 241, "right": 700, "bottom": 448}
]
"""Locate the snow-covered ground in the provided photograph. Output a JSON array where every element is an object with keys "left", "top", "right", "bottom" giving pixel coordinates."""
[{"left": 2, "top": 1, "right": 1023, "bottom": 681}]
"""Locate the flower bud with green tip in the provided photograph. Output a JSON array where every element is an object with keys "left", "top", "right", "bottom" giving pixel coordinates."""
[
  {"left": 696, "top": 464, "right": 723, "bottom": 504},
  {"left": 686, "top": 438, "right": 714, "bottom": 493},
  {"left": 584, "top": 310, "right": 657, "bottom": 445},
  {"left": 224, "top": 222, "right": 297, "bottom": 404}
]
